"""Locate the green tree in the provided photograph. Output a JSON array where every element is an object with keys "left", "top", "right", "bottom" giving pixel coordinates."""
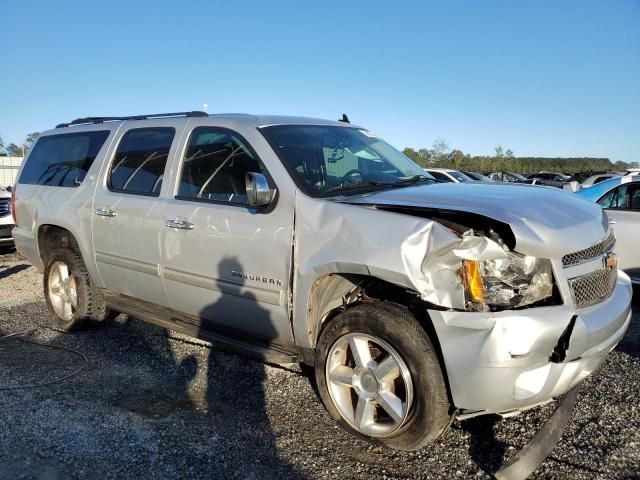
[
  {"left": 5, "top": 143, "right": 22, "bottom": 156},
  {"left": 24, "top": 132, "right": 39, "bottom": 150}
]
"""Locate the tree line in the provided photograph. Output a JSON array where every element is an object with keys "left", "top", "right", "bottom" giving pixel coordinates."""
[
  {"left": 403, "top": 140, "right": 636, "bottom": 174},
  {"left": 0, "top": 132, "right": 39, "bottom": 157},
  {"left": 0, "top": 132, "right": 636, "bottom": 174}
]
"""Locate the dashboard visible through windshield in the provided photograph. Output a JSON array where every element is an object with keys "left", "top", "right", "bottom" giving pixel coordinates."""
[{"left": 260, "top": 125, "right": 434, "bottom": 197}]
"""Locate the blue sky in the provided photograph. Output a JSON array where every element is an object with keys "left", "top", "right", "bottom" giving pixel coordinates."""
[{"left": 1, "top": 0, "right": 638, "bottom": 162}]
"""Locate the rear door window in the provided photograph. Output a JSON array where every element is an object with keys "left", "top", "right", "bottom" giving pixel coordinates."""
[
  {"left": 19, "top": 131, "right": 110, "bottom": 187},
  {"left": 108, "top": 127, "right": 175, "bottom": 196}
]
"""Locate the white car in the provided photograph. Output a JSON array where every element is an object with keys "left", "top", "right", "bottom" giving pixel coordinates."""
[
  {"left": 581, "top": 173, "right": 621, "bottom": 188},
  {"left": 576, "top": 175, "right": 640, "bottom": 284},
  {"left": 0, "top": 185, "right": 14, "bottom": 247},
  {"left": 424, "top": 168, "right": 474, "bottom": 183}
]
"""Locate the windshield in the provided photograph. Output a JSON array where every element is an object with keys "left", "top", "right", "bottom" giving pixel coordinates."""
[
  {"left": 465, "top": 172, "right": 492, "bottom": 182},
  {"left": 261, "top": 125, "right": 434, "bottom": 197},
  {"left": 575, "top": 177, "right": 621, "bottom": 202},
  {"left": 449, "top": 171, "right": 473, "bottom": 182}
]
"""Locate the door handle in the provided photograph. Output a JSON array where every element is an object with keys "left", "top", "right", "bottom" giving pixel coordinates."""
[
  {"left": 165, "top": 219, "right": 195, "bottom": 230},
  {"left": 95, "top": 207, "right": 117, "bottom": 217}
]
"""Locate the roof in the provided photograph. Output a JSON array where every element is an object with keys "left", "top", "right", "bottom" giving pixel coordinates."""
[
  {"left": 54, "top": 112, "right": 356, "bottom": 130},
  {"left": 424, "top": 167, "right": 457, "bottom": 173}
]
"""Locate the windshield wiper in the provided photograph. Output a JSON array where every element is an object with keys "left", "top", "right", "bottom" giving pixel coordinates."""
[
  {"left": 322, "top": 180, "right": 387, "bottom": 195},
  {"left": 393, "top": 174, "right": 433, "bottom": 185},
  {"left": 323, "top": 175, "right": 434, "bottom": 196}
]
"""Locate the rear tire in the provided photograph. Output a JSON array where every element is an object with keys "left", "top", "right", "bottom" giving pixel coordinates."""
[
  {"left": 43, "top": 248, "right": 108, "bottom": 331},
  {"left": 315, "top": 302, "right": 451, "bottom": 451}
]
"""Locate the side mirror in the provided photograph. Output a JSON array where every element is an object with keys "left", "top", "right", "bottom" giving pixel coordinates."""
[{"left": 245, "top": 172, "right": 274, "bottom": 206}]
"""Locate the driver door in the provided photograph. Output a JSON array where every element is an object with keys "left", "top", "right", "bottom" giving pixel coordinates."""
[{"left": 160, "top": 125, "right": 294, "bottom": 342}]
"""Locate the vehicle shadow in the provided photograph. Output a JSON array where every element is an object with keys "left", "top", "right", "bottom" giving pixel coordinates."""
[
  {"left": 459, "top": 415, "right": 508, "bottom": 476},
  {"left": 196, "top": 256, "right": 301, "bottom": 478},
  {"left": 0, "top": 264, "right": 30, "bottom": 280},
  {"left": 0, "top": 258, "right": 301, "bottom": 478}
]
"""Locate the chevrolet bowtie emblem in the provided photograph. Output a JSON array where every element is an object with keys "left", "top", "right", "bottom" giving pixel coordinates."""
[{"left": 603, "top": 252, "right": 618, "bottom": 270}]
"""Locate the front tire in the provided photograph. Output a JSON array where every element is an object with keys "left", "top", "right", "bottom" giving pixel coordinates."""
[
  {"left": 43, "top": 248, "right": 108, "bottom": 331},
  {"left": 315, "top": 302, "right": 451, "bottom": 451}
]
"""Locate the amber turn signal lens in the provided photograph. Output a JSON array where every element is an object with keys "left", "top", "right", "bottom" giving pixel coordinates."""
[{"left": 463, "top": 260, "right": 484, "bottom": 303}]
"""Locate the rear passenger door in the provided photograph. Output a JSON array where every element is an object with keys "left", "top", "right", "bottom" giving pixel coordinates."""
[
  {"left": 160, "top": 125, "right": 294, "bottom": 342},
  {"left": 92, "top": 123, "right": 183, "bottom": 306}
]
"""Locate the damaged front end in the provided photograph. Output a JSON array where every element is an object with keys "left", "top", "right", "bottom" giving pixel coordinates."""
[
  {"left": 397, "top": 210, "right": 557, "bottom": 313},
  {"left": 366, "top": 202, "right": 631, "bottom": 416}
]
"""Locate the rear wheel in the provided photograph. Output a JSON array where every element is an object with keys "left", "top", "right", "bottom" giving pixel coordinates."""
[
  {"left": 44, "top": 248, "right": 108, "bottom": 331},
  {"left": 315, "top": 302, "right": 451, "bottom": 451}
]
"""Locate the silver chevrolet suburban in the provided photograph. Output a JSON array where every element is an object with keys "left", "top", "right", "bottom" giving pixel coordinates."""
[{"left": 12, "top": 112, "right": 632, "bottom": 452}]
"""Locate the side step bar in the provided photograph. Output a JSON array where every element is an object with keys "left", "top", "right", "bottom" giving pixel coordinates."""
[{"left": 103, "top": 292, "right": 301, "bottom": 364}]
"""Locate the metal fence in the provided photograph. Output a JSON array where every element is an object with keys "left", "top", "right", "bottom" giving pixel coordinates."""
[{"left": 0, "top": 156, "right": 22, "bottom": 186}]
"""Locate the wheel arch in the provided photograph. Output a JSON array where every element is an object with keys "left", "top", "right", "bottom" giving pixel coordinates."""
[
  {"left": 304, "top": 273, "right": 453, "bottom": 405},
  {"left": 37, "top": 223, "right": 81, "bottom": 263},
  {"left": 36, "top": 222, "right": 103, "bottom": 288}
]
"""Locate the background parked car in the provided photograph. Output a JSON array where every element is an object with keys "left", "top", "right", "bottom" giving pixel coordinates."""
[
  {"left": 462, "top": 171, "right": 495, "bottom": 182},
  {"left": 0, "top": 184, "right": 14, "bottom": 248},
  {"left": 581, "top": 173, "right": 622, "bottom": 188},
  {"left": 423, "top": 168, "right": 474, "bottom": 183},
  {"left": 576, "top": 175, "right": 640, "bottom": 284},
  {"left": 488, "top": 172, "right": 538, "bottom": 184},
  {"left": 525, "top": 172, "right": 571, "bottom": 188}
]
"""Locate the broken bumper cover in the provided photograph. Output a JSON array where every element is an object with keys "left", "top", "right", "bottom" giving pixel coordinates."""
[{"left": 429, "top": 271, "right": 632, "bottom": 414}]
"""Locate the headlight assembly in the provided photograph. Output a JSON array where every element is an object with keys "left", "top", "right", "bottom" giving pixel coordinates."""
[{"left": 462, "top": 252, "right": 554, "bottom": 310}]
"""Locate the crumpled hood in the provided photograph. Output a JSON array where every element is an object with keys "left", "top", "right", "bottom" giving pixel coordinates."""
[{"left": 345, "top": 182, "right": 608, "bottom": 258}]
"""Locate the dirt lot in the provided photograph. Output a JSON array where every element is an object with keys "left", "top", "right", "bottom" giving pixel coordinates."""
[{"left": 1, "top": 249, "right": 639, "bottom": 480}]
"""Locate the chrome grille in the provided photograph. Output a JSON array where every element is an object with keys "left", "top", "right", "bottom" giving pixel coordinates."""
[
  {"left": 562, "top": 234, "right": 615, "bottom": 267},
  {"left": 568, "top": 266, "right": 617, "bottom": 308},
  {"left": 0, "top": 198, "right": 9, "bottom": 218}
]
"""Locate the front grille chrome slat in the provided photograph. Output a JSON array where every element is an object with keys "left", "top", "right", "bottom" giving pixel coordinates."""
[
  {"left": 562, "top": 234, "right": 615, "bottom": 267},
  {"left": 568, "top": 267, "right": 617, "bottom": 309},
  {"left": 0, "top": 198, "right": 10, "bottom": 218}
]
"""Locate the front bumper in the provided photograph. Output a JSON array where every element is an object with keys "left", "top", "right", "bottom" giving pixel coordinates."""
[
  {"left": 0, "top": 222, "right": 15, "bottom": 245},
  {"left": 429, "top": 271, "right": 632, "bottom": 414}
]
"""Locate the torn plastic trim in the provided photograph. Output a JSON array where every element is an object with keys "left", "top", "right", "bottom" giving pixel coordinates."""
[{"left": 550, "top": 315, "right": 577, "bottom": 363}]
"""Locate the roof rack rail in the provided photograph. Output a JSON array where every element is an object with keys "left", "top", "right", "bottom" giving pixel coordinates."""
[{"left": 55, "top": 111, "right": 208, "bottom": 128}]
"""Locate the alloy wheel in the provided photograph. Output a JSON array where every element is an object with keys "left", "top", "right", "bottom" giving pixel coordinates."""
[
  {"left": 48, "top": 261, "right": 78, "bottom": 321},
  {"left": 325, "top": 333, "right": 414, "bottom": 437}
]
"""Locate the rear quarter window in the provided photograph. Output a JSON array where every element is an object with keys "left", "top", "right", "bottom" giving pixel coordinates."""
[{"left": 19, "top": 131, "right": 110, "bottom": 187}]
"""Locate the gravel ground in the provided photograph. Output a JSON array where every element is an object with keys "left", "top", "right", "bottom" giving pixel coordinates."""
[{"left": 0, "top": 249, "right": 639, "bottom": 480}]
